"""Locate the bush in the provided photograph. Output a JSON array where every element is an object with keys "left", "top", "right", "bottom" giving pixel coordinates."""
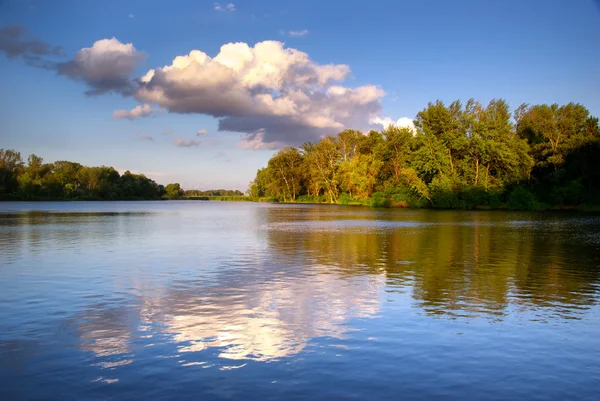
[
  {"left": 369, "top": 192, "right": 391, "bottom": 208},
  {"left": 296, "top": 195, "right": 325, "bottom": 203},
  {"left": 507, "top": 187, "right": 538, "bottom": 210},
  {"left": 338, "top": 193, "right": 352, "bottom": 205},
  {"left": 429, "top": 176, "right": 461, "bottom": 208},
  {"left": 550, "top": 180, "right": 586, "bottom": 205}
]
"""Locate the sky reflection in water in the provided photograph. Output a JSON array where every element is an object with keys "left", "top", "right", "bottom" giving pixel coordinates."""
[{"left": 1, "top": 202, "right": 599, "bottom": 400}]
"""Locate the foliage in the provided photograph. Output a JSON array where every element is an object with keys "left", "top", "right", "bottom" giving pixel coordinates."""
[
  {"left": 165, "top": 183, "right": 184, "bottom": 199},
  {"left": 0, "top": 152, "right": 172, "bottom": 201},
  {"left": 250, "top": 99, "right": 600, "bottom": 209},
  {"left": 507, "top": 187, "right": 539, "bottom": 210},
  {"left": 369, "top": 192, "right": 391, "bottom": 208},
  {"left": 185, "top": 189, "right": 244, "bottom": 197},
  {"left": 206, "top": 195, "right": 251, "bottom": 201},
  {"left": 0, "top": 152, "right": 247, "bottom": 202}
]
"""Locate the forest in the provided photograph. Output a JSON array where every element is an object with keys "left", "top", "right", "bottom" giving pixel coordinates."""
[
  {"left": 249, "top": 99, "right": 600, "bottom": 210},
  {"left": 0, "top": 152, "right": 187, "bottom": 201}
]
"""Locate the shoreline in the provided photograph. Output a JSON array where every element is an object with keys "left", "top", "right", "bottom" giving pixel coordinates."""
[{"left": 2, "top": 198, "right": 597, "bottom": 212}]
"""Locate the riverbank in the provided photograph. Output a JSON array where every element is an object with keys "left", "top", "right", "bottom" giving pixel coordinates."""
[
  {"left": 3, "top": 195, "right": 597, "bottom": 211},
  {"left": 250, "top": 196, "right": 600, "bottom": 212}
]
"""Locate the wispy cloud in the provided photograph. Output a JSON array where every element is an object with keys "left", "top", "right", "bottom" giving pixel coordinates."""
[
  {"left": 173, "top": 138, "right": 202, "bottom": 147},
  {"left": 288, "top": 29, "right": 309, "bottom": 37},
  {"left": 113, "top": 104, "right": 163, "bottom": 120},
  {"left": 135, "top": 131, "right": 154, "bottom": 141},
  {"left": 162, "top": 129, "right": 173, "bottom": 135},
  {"left": 215, "top": 151, "right": 232, "bottom": 163},
  {"left": 214, "top": 2, "right": 235, "bottom": 12},
  {"left": 197, "top": 128, "right": 208, "bottom": 136},
  {"left": 128, "top": 14, "right": 135, "bottom": 19},
  {"left": 0, "top": 24, "right": 63, "bottom": 69}
]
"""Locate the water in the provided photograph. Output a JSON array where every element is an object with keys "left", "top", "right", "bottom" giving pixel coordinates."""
[{"left": 1, "top": 201, "right": 599, "bottom": 401}]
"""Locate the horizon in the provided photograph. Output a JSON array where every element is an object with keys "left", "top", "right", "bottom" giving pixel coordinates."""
[{"left": 1, "top": 0, "right": 599, "bottom": 191}]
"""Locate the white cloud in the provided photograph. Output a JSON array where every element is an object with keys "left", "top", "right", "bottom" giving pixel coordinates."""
[
  {"left": 197, "top": 128, "right": 208, "bottom": 136},
  {"left": 173, "top": 138, "right": 202, "bottom": 147},
  {"left": 135, "top": 40, "right": 384, "bottom": 148},
  {"left": 112, "top": 104, "right": 162, "bottom": 120},
  {"left": 214, "top": 2, "right": 235, "bottom": 12},
  {"left": 58, "top": 37, "right": 386, "bottom": 149},
  {"left": 370, "top": 116, "right": 417, "bottom": 134},
  {"left": 288, "top": 30, "right": 309, "bottom": 37},
  {"left": 57, "top": 38, "right": 144, "bottom": 95}
]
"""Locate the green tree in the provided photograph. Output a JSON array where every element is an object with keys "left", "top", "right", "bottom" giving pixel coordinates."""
[
  {"left": 165, "top": 183, "right": 184, "bottom": 199},
  {"left": 303, "top": 137, "right": 341, "bottom": 203},
  {"left": 0, "top": 149, "right": 24, "bottom": 196},
  {"left": 267, "top": 147, "right": 304, "bottom": 202}
]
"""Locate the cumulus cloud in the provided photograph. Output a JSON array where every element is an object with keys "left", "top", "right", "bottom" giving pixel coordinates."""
[
  {"left": 0, "top": 24, "right": 63, "bottom": 68},
  {"left": 197, "top": 128, "right": 208, "bottom": 136},
  {"left": 26, "top": 34, "right": 386, "bottom": 149},
  {"left": 135, "top": 40, "right": 384, "bottom": 148},
  {"left": 370, "top": 116, "right": 416, "bottom": 134},
  {"left": 288, "top": 29, "right": 309, "bottom": 37},
  {"left": 173, "top": 138, "right": 202, "bottom": 147},
  {"left": 214, "top": 2, "right": 235, "bottom": 12},
  {"left": 112, "top": 104, "right": 162, "bottom": 120},
  {"left": 57, "top": 38, "right": 144, "bottom": 95}
]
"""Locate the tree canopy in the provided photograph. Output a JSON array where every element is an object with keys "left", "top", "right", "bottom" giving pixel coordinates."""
[
  {"left": 1, "top": 152, "right": 167, "bottom": 201},
  {"left": 250, "top": 99, "right": 600, "bottom": 209}
]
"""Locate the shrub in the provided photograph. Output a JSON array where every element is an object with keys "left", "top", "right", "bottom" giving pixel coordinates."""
[
  {"left": 296, "top": 195, "right": 325, "bottom": 203},
  {"left": 507, "top": 187, "right": 538, "bottom": 210},
  {"left": 369, "top": 192, "right": 391, "bottom": 208}
]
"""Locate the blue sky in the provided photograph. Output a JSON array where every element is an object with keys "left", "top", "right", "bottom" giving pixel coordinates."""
[{"left": 1, "top": 0, "right": 599, "bottom": 190}]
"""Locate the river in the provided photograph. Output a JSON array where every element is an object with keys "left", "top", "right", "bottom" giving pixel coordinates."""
[{"left": 1, "top": 201, "right": 599, "bottom": 400}]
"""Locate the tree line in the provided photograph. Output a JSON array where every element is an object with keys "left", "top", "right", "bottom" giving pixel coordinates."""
[
  {"left": 184, "top": 189, "right": 244, "bottom": 197},
  {"left": 0, "top": 152, "right": 188, "bottom": 200},
  {"left": 249, "top": 99, "right": 600, "bottom": 209}
]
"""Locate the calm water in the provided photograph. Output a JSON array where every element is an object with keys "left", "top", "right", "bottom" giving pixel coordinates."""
[{"left": 1, "top": 202, "right": 599, "bottom": 401}]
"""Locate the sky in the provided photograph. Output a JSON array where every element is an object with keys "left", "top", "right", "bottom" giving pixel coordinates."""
[{"left": 1, "top": 0, "right": 599, "bottom": 191}]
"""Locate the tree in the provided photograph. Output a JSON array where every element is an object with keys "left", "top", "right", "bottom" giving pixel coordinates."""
[
  {"left": 248, "top": 99, "right": 599, "bottom": 208},
  {"left": 380, "top": 126, "right": 415, "bottom": 187},
  {"left": 335, "top": 129, "right": 362, "bottom": 162},
  {"left": 0, "top": 149, "right": 24, "bottom": 196},
  {"left": 267, "top": 147, "right": 304, "bottom": 202},
  {"left": 165, "top": 183, "right": 184, "bottom": 199},
  {"left": 515, "top": 103, "right": 597, "bottom": 171},
  {"left": 248, "top": 168, "right": 270, "bottom": 199},
  {"left": 303, "top": 137, "right": 341, "bottom": 203}
]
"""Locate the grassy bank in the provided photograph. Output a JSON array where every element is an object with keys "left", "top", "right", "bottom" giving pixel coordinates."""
[{"left": 250, "top": 190, "right": 600, "bottom": 211}]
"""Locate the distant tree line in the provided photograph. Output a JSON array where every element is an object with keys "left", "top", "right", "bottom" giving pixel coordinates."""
[
  {"left": 249, "top": 100, "right": 600, "bottom": 209},
  {"left": 184, "top": 189, "right": 244, "bottom": 197},
  {"left": 0, "top": 152, "right": 187, "bottom": 201}
]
